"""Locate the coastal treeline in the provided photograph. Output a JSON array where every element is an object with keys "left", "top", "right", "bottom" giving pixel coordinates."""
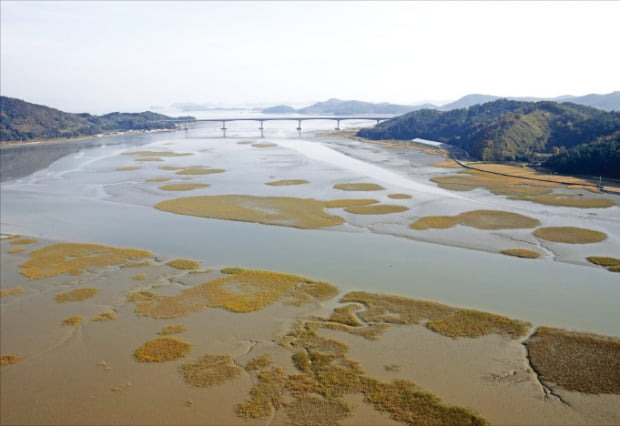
[{"left": 0, "top": 96, "right": 188, "bottom": 142}]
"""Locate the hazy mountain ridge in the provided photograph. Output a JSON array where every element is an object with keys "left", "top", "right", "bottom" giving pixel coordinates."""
[
  {"left": 357, "top": 99, "right": 620, "bottom": 177},
  {"left": 1, "top": 97, "right": 183, "bottom": 142},
  {"left": 261, "top": 98, "right": 433, "bottom": 115}
]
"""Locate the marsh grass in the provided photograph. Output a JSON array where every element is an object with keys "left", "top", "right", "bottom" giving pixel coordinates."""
[
  {"left": 426, "top": 310, "right": 531, "bottom": 339},
  {"left": 93, "top": 312, "right": 117, "bottom": 321},
  {"left": 9, "top": 238, "right": 37, "bottom": 245},
  {"left": 159, "top": 324, "right": 186, "bottom": 335},
  {"left": 431, "top": 170, "right": 553, "bottom": 196},
  {"left": 500, "top": 249, "right": 541, "bottom": 259},
  {"left": 134, "top": 157, "right": 163, "bottom": 162},
  {"left": 245, "top": 355, "right": 271, "bottom": 371},
  {"left": 0, "top": 354, "right": 22, "bottom": 366},
  {"left": 265, "top": 179, "right": 309, "bottom": 186},
  {"left": 252, "top": 143, "right": 278, "bottom": 148},
  {"left": 513, "top": 193, "right": 615, "bottom": 208},
  {"left": 345, "top": 204, "right": 409, "bottom": 215},
  {"left": 132, "top": 274, "right": 147, "bottom": 280},
  {"left": 525, "top": 327, "right": 620, "bottom": 394},
  {"left": 333, "top": 183, "right": 385, "bottom": 191},
  {"left": 175, "top": 167, "right": 226, "bottom": 175},
  {"left": 324, "top": 199, "right": 378, "bottom": 208},
  {"left": 432, "top": 160, "right": 461, "bottom": 168},
  {"left": 55, "top": 288, "right": 98, "bottom": 303},
  {"left": 285, "top": 395, "right": 351, "bottom": 426},
  {"left": 158, "top": 183, "right": 209, "bottom": 191},
  {"left": 134, "top": 337, "right": 191, "bottom": 362},
  {"left": 179, "top": 354, "right": 242, "bottom": 387},
  {"left": 221, "top": 267, "right": 244, "bottom": 274},
  {"left": 237, "top": 367, "right": 288, "bottom": 418},
  {"left": 533, "top": 227, "right": 607, "bottom": 244},
  {"left": 124, "top": 151, "right": 192, "bottom": 157},
  {"left": 8, "top": 247, "right": 26, "bottom": 254},
  {"left": 132, "top": 269, "right": 338, "bottom": 318},
  {"left": 0, "top": 287, "right": 24, "bottom": 297},
  {"left": 166, "top": 258, "right": 201, "bottom": 270},
  {"left": 63, "top": 316, "right": 83, "bottom": 326},
  {"left": 411, "top": 210, "right": 540, "bottom": 231},
  {"left": 328, "top": 305, "right": 363, "bottom": 327},
  {"left": 20, "top": 242, "right": 153, "bottom": 279},
  {"left": 387, "top": 193, "right": 412, "bottom": 199},
  {"left": 155, "top": 195, "right": 345, "bottom": 229},
  {"left": 116, "top": 166, "right": 141, "bottom": 171},
  {"left": 146, "top": 177, "right": 172, "bottom": 183},
  {"left": 586, "top": 256, "right": 620, "bottom": 267}
]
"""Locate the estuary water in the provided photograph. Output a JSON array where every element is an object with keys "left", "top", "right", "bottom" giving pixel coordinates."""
[{"left": 1, "top": 116, "right": 619, "bottom": 336}]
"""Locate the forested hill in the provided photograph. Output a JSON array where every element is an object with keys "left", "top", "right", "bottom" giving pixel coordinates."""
[
  {"left": 1, "top": 96, "right": 187, "bottom": 142},
  {"left": 357, "top": 99, "right": 620, "bottom": 165}
]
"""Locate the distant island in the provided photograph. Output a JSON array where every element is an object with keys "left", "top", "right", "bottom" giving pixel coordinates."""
[
  {"left": 357, "top": 99, "right": 620, "bottom": 179},
  {"left": 261, "top": 98, "right": 435, "bottom": 115},
  {"left": 0, "top": 96, "right": 194, "bottom": 143}
]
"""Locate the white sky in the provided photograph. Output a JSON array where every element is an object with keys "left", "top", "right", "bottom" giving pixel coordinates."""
[{"left": 1, "top": 1, "right": 619, "bottom": 113}]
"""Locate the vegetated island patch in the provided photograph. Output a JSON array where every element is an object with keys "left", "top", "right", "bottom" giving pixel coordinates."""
[
  {"left": 9, "top": 238, "right": 37, "bottom": 245},
  {"left": 324, "top": 199, "right": 378, "bottom": 208},
  {"left": 134, "top": 337, "right": 192, "bottom": 362},
  {"left": 146, "top": 177, "right": 172, "bottom": 183},
  {"left": 159, "top": 324, "right": 186, "bottom": 335},
  {"left": 19, "top": 242, "right": 153, "bottom": 279},
  {"left": 93, "top": 312, "right": 117, "bottom": 321},
  {"left": 116, "top": 166, "right": 141, "bottom": 171},
  {"left": 63, "top": 316, "right": 83, "bottom": 326},
  {"left": 252, "top": 142, "right": 278, "bottom": 148},
  {"left": 166, "top": 258, "right": 201, "bottom": 270},
  {"left": 333, "top": 183, "right": 385, "bottom": 191},
  {"left": 129, "top": 269, "right": 338, "bottom": 318},
  {"left": 180, "top": 353, "right": 242, "bottom": 387},
  {"left": 533, "top": 227, "right": 607, "bottom": 244},
  {"left": 8, "top": 247, "right": 26, "bottom": 254},
  {"left": 123, "top": 151, "right": 193, "bottom": 157},
  {"left": 155, "top": 195, "right": 345, "bottom": 229},
  {"left": 411, "top": 210, "right": 540, "bottom": 231},
  {"left": 312, "top": 291, "right": 531, "bottom": 341},
  {"left": 175, "top": 166, "right": 226, "bottom": 176},
  {"left": 345, "top": 204, "right": 409, "bottom": 215},
  {"left": 0, "top": 354, "right": 23, "bottom": 366},
  {"left": 265, "top": 179, "right": 309, "bottom": 186},
  {"left": 134, "top": 157, "right": 163, "bottom": 162},
  {"left": 0, "top": 287, "right": 25, "bottom": 297},
  {"left": 159, "top": 183, "right": 210, "bottom": 191},
  {"left": 586, "top": 256, "right": 620, "bottom": 273},
  {"left": 525, "top": 326, "right": 620, "bottom": 394},
  {"left": 387, "top": 193, "right": 412, "bottom": 199},
  {"left": 55, "top": 288, "right": 98, "bottom": 303},
  {"left": 500, "top": 249, "right": 541, "bottom": 259}
]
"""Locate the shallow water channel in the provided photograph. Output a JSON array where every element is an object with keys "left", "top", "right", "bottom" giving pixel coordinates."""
[{"left": 1, "top": 121, "right": 619, "bottom": 336}]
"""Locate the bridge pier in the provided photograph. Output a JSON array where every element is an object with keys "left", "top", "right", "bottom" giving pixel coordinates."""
[
  {"left": 335, "top": 119, "right": 341, "bottom": 131},
  {"left": 296, "top": 119, "right": 302, "bottom": 135},
  {"left": 259, "top": 120, "right": 264, "bottom": 138},
  {"left": 221, "top": 120, "right": 227, "bottom": 137}
]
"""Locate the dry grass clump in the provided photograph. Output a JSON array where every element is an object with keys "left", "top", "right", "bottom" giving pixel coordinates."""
[
  {"left": 55, "top": 288, "right": 98, "bottom": 303},
  {"left": 0, "top": 287, "right": 24, "bottom": 297},
  {"left": 116, "top": 166, "right": 142, "bottom": 171},
  {"left": 0, "top": 354, "right": 23, "bottom": 366},
  {"left": 431, "top": 170, "right": 553, "bottom": 196},
  {"left": 132, "top": 273, "right": 147, "bottom": 280},
  {"left": 20, "top": 242, "right": 153, "bottom": 279},
  {"left": 166, "top": 258, "right": 201, "bottom": 270},
  {"left": 237, "top": 141, "right": 253, "bottom": 145},
  {"left": 432, "top": 160, "right": 461, "bottom": 168},
  {"left": 345, "top": 204, "right": 409, "bottom": 215},
  {"left": 159, "top": 183, "right": 209, "bottom": 191},
  {"left": 525, "top": 327, "right": 620, "bottom": 394},
  {"left": 159, "top": 324, "right": 186, "bottom": 335},
  {"left": 175, "top": 166, "right": 226, "bottom": 175},
  {"left": 237, "top": 367, "right": 288, "bottom": 418},
  {"left": 265, "top": 179, "right": 309, "bottom": 186},
  {"left": 124, "top": 151, "right": 192, "bottom": 157},
  {"left": 411, "top": 210, "right": 540, "bottom": 231},
  {"left": 514, "top": 193, "right": 615, "bottom": 208},
  {"left": 132, "top": 269, "right": 338, "bottom": 318},
  {"left": 159, "top": 165, "right": 184, "bottom": 171},
  {"left": 286, "top": 395, "right": 351, "bottom": 426},
  {"left": 387, "top": 193, "right": 412, "bottom": 199},
  {"left": 245, "top": 355, "right": 271, "bottom": 371},
  {"left": 155, "top": 195, "right": 345, "bottom": 229},
  {"left": 500, "top": 249, "right": 541, "bottom": 259},
  {"left": 221, "top": 267, "right": 244, "bottom": 274},
  {"left": 426, "top": 309, "right": 531, "bottom": 339},
  {"left": 146, "top": 177, "right": 172, "bottom": 183},
  {"left": 328, "top": 304, "right": 363, "bottom": 327},
  {"left": 324, "top": 199, "right": 378, "bottom": 208},
  {"left": 312, "top": 321, "right": 389, "bottom": 340},
  {"left": 252, "top": 142, "right": 277, "bottom": 148},
  {"left": 63, "top": 316, "right": 83, "bottom": 326},
  {"left": 93, "top": 312, "right": 117, "bottom": 321},
  {"left": 8, "top": 247, "right": 26, "bottom": 254},
  {"left": 180, "top": 354, "right": 242, "bottom": 387},
  {"left": 333, "top": 183, "right": 385, "bottom": 191},
  {"left": 467, "top": 162, "right": 596, "bottom": 186},
  {"left": 134, "top": 337, "right": 191, "bottom": 362},
  {"left": 9, "top": 238, "right": 37, "bottom": 245},
  {"left": 360, "top": 377, "right": 487, "bottom": 425},
  {"left": 586, "top": 256, "right": 620, "bottom": 268},
  {"left": 533, "top": 227, "right": 607, "bottom": 244},
  {"left": 127, "top": 290, "right": 159, "bottom": 302}
]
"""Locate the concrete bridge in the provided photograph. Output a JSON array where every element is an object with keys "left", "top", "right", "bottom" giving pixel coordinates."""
[{"left": 162, "top": 116, "right": 392, "bottom": 137}]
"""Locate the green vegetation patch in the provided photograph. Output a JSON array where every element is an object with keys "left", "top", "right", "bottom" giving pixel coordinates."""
[
  {"left": 525, "top": 327, "right": 620, "bottom": 394},
  {"left": 345, "top": 204, "right": 409, "bottom": 215},
  {"left": 586, "top": 256, "right": 620, "bottom": 267},
  {"left": 180, "top": 354, "right": 242, "bottom": 387},
  {"left": 134, "top": 337, "right": 191, "bottom": 362},
  {"left": 500, "top": 249, "right": 541, "bottom": 259},
  {"left": 265, "top": 179, "right": 309, "bottom": 186},
  {"left": 534, "top": 226, "right": 607, "bottom": 244},
  {"left": 55, "top": 288, "right": 98, "bottom": 303},
  {"left": 333, "top": 183, "right": 385, "bottom": 191},
  {"left": 155, "top": 195, "right": 345, "bottom": 229},
  {"left": 20, "top": 242, "right": 153, "bottom": 279},
  {"left": 131, "top": 269, "right": 338, "bottom": 318},
  {"left": 411, "top": 209, "right": 540, "bottom": 231}
]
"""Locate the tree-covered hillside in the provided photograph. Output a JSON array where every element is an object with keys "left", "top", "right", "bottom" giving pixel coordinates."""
[
  {"left": 1, "top": 96, "right": 184, "bottom": 142},
  {"left": 543, "top": 134, "right": 620, "bottom": 179},
  {"left": 358, "top": 99, "right": 620, "bottom": 163}
]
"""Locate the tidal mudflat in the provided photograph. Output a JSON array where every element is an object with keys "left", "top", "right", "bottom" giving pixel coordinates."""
[{"left": 1, "top": 128, "right": 619, "bottom": 424}]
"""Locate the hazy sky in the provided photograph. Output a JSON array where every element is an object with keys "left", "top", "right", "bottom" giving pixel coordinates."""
[{"left": 1, "top": 1, "right": 619, "bottom": 113}]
